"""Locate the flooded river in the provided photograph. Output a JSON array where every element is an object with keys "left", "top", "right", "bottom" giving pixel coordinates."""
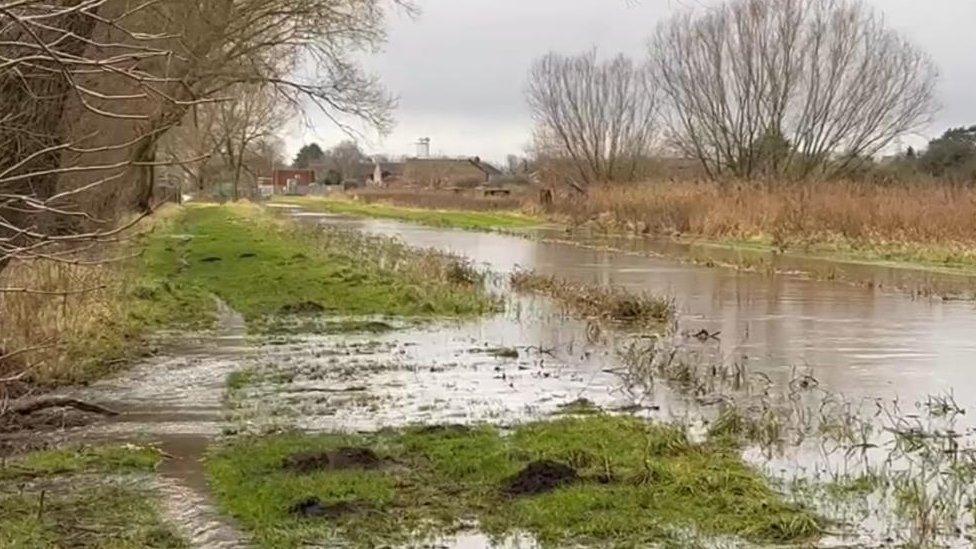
[
  {"left": 298, "top": 212, "right": 976, "bottom": 406},
  {"left": 40, "top": 209, "right": 976, "bottom": 547}
]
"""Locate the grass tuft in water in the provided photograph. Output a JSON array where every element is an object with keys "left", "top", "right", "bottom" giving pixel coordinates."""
[
  {"left": 0, "top": 443, "right": 163, "bottom": 481},
  {"left": 510, "top": 269, "right": 675, "bottom": 326}
]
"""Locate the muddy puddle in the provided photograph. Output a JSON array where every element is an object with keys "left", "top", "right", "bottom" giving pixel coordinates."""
[{"left": 231, "top": 308, "right": 680, "bottom": 434}]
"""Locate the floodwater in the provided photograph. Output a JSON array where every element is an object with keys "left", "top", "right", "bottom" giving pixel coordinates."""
[
  {"left": 27, "top": 208, "right": 976, "bottom": 547},
  {"left": 295, "top": 212, "right": 976, "bottom": 407}
]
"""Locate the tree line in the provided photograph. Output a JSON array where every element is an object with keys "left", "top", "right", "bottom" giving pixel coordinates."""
[{"left": 527, "top": 0, "right": 941, "bottom": 188}]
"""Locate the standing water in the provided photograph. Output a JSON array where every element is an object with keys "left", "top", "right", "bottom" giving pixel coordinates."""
[{"left": 295, "top": 212, "right": 976, "bottom": 406}]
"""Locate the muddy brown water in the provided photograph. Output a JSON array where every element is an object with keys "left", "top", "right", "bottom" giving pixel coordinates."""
[{"left": 293, "top": 211, "right": 976, "bottom": 407}]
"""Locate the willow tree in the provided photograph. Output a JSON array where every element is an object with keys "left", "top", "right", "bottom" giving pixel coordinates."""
[{"left": 650, "top": 0, "right": 938, "bottom": 180}]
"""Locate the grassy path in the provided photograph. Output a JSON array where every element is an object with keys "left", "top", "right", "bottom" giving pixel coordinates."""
[
  {"left": 139, "top": 203, "right": 496, "bottom": 330},
  {"left": 273, "top": 195, "right": 541, "bottom": 231}
]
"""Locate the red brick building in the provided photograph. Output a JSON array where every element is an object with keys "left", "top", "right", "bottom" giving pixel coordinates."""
[{"left": 271, "top": 169, "right": 315, "bottom": 190}]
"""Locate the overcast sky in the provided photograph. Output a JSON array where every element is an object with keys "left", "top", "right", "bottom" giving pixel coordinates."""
[{"left": 288, "top": 0, "right": 976, "bottom": 163}]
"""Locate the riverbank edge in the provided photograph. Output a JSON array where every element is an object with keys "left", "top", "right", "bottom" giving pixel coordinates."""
[{"left": 283, "top": 195, "right": 976, "bottom": 284}]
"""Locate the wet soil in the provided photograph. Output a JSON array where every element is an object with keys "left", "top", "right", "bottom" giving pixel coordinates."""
[
  {"left": 289, "top": 498, "right": 364, "bottom": 519},
  {"left": 283, "top": 447, "right": 383, "bottom": 473},
  {"left": 279, "top": 301, "right": 326, "bottom": 314},
  {"left": 503, "top": 460, "right": 579, "bottom": 497}
]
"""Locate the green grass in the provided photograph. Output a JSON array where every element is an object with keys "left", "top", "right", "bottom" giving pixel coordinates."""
[
  {"left": 274, "top": 196, "right": 541, "bottom": 230},
  {"left": 0, "top": 444, "right": 163, "bottom": 481},
  {"left": 0, "top": 484, "right": 186, "bottom": 548},
  {"left": 0, "top": 444, "right": 184, "bottom": 548},
  {"left": 140, "top": 203, "right": 497, "bottom": 332},
  {"left": 207, "top": 415, "right": 820, "bottom": 547}
]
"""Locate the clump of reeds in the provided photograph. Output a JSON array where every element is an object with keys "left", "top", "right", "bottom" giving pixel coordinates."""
[
  {"left": 285, "top": 221, "right": 489, "bottom": 292},
  {"left": 509, "top": 269, "right": 674, "bottom": 325},
  {"left": 0, "top": 259, "right": 134, "bottom": 388}
]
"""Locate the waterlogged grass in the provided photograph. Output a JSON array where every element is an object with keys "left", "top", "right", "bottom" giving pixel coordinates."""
[
  {"left": 207, "top": 415, "right": 819, "bottom": 547},
  {"left": 141, "top": 203, "right": 497, "bottom": 332},
  {"left": 274, "top": 196, "right": 541, "bottom": 230},
  {"left": 0, "top": 444, "right": 183, "bottom": 548},
  {"left": 0, "top": 444, "right": 163, "bottom": 481},
  {"left": 510, "top": 269, "right": 675, "bottom": 326}
]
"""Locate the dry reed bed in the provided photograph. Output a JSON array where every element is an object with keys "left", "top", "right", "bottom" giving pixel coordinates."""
[
  {"left": 0, "top": 207, "right": 184, "bottom": 389},
  {"left": 0, "top": 259, "right": 133, "bottom": 391},
  {"left": 553, "top": 181, "right": 976, "bottom": 264}
]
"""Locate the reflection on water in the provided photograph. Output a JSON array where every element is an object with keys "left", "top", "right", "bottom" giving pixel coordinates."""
[{"left": 300, "top": 213, "right": 976, "bottom": 407}]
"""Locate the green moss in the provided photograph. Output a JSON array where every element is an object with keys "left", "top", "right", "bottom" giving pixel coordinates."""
[
  {"left": 275, "top": 196, "right": 540, "bottom": 230},
  {"left": 139, "top": 204, "right": 496, "bottom": 333},
  {"left": 207, "top": 416, "right": 819, "bottom": 547},
  {"left": 0, "top": 444, "right": 163, "bottom": 481}
]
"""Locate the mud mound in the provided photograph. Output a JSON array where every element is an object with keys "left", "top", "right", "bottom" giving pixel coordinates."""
[
  {"left": 279, "top": 301, "right": 325, "bottom": 315},
  {"left": 503, "top": 460, "right": 579, "bottom": 496},
  {"left": 415, "top": 424, "right": 471, "bottom": 436},
  {"left": 0, "top": 408, "right": 96, "bottom": 435},
  {"left": 289, "top": 498, "right": 361, "bottom": 519},
  {"left": 283, "top": 447, "right": 381, "bottom": 473}
]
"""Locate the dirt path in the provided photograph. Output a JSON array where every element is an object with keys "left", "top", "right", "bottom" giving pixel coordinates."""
[{"left": 64, "top": 300, "right": 252, "bottom": 547}]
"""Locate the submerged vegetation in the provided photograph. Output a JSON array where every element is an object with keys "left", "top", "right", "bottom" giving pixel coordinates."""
[
  {"left": 207, "top": 415, "right": 819, "bottom": 547},
  {"left": 0, "top": 444, "right": 184, "bottom": 548},
  {"left": 510, "top": 269, "right": 675, "bottom": 326},
  {"left": 273, "top": 195, "right": 541, "bottom": 230}
]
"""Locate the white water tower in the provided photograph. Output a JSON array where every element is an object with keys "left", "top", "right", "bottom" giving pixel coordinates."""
[{"left": 416, "top": 137, "right": 431, "bottom": 158}]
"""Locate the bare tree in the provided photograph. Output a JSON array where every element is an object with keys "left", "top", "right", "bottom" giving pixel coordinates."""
[
  {"left": 650, "top": 0, "right": 938, "bottom": 180},
  {"left": 0, "top": 0, "right": 410, "bottom": 270},
  {"left": 215, "top": 86, "right": 291, "bottom": 200},
  {"left": 526, "top": 51, "right": 660, "bottom": 188},
  {"left": 0, "top": 0, "right": 412, "bottom": 395},
  {"left": 321, "top": 140, "right": 369, "bottom": 184}
]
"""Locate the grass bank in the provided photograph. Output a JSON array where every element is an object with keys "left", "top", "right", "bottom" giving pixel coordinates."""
[
  {"left": 143, "top": 203, "right": 497, "bottom": 330},
  {"left": 0, "top": 444, "right": 185, "bottom": 547},
  {"left": 207, "top": 415, "right": 819, "bottom": 547},
  {"left": 273, "top": 195, "right": 541, "bottom": 231},
  {"left": 554, "top": 180, "right": 976, "bottom": 273},
  {"left": 1, "top": 202, "right": 497, "bottom": 387}
]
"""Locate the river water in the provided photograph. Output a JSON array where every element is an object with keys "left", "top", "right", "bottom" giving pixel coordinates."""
[
  {"left": 298, "top": 212, "right": 976, "bottom": 407},
  {"left": 38, "top": 209, "right": 976, "bottom": 547}
]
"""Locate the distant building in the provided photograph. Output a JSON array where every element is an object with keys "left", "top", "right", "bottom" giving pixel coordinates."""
[
  {"left": 270, "top": 169, "right": 315, "bottom": 194},
  {"left": 368, "top": 161, "right": 406, "bottom": 187},
  {"left": 402, "top": 157, "right": 502, "bottom": 187}
]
